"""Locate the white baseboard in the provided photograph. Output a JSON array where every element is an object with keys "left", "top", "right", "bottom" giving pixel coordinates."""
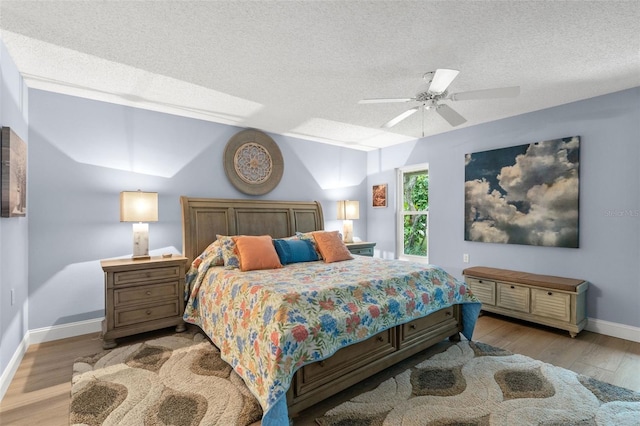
[
  {"left": 585, "top": 317, "right": 640, "bottom": 343},
  {"left": 0, "top": 318, "right": 102, "bottom": 402},
  {"left": 28, "top": 318, "right": 103, "bottom": 345},
  {"left": 0, "top": 333, "right": 29, "bottom": 402}
]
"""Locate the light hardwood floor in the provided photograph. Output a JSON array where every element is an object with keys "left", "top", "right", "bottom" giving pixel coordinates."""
[{"left": 1, "top": 313, "right": 638, "bottom": 425}]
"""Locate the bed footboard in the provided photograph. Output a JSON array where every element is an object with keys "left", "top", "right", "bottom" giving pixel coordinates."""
[{"left": 286, "top": 305, "right": 462, "bottom": 415}]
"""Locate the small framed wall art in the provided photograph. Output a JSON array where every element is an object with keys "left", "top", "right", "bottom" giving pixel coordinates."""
[
  {"left": 1, "top": 127, "right": 27, "bottom": 218},
  {"left": 372, "top": 183, "right": 387, "bottom": 208}
]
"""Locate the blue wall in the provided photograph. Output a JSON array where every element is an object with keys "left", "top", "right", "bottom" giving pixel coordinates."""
[
  {"left": 27, "top": 89, "right": 368, "bottom": 330},
  {"left": 367, "top": 88, "right": 640, "bottom": 328},
  {"left": 0, "top": 40, "right": 29, "bottom": 393}
]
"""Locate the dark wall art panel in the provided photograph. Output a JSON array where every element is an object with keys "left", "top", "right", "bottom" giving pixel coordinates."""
[
  {"left": 1, "top": 127, "right": 27, "bottom": 218},
  {"left": 465, "top": 136, "right": 580, "bottom": 248}
]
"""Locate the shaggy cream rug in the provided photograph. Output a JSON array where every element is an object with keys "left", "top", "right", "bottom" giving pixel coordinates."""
[
  {"left": 70, "top": 332, "right": 261, "bottom": 426},
  {"left": 316, "top": 341, "right": 640, "bottom": 426}
]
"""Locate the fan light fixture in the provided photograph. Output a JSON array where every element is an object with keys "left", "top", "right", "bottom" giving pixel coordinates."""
[
  {"left": 337, "top": 200, "right": 359, "bottom": 243},
  {"left": 358, "top": 69, "right": 520, "bottom": 132},
  {"left": 120, "top": 190, "right": 158, "bottom": 260}
]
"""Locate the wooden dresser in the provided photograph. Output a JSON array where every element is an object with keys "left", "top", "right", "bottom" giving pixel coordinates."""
[
  {"left": 463, "top": 266, "right": 588, "bottom": 338},
  {"left": 101, "top": 256, "right": 188, "bottom": 349}
]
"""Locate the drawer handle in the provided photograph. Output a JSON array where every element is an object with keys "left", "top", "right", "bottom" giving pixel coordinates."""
[
  {"left": 146, "top": 310, "right": 152, "bottom": 315},
  {"left": 548, "top": 292, "right": 553, "bottom": 296},
  {"left": 510, "top": 285, "right": 515, "bottom": 289},
  {"left": 146, "top": 291, "right": 152, "bottom": 296},
  {"left": 409, "top": 324, "right": 417, "bottom": 330},
  {"left": 478, "top": 280, "right": 483, "bottom": 283},
  {"left": 445, "top": 311, "right": 452, "bottom": 316},
  {"left": 377, "top": 336, "right": 384, "bottom": 342}
]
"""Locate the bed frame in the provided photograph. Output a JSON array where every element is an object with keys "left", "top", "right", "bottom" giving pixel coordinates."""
[{"left": 180, "top": 196, "right": 462, "bottom": 416}]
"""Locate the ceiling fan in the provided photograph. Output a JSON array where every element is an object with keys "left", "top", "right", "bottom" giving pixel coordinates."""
[{"left": 359, "top": 69, "right": 519, "bottom": 134}]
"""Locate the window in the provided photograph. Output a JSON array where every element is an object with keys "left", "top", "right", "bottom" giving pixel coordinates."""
[{"left": 397, "top": 164, "right": 429, "bottom": 262}]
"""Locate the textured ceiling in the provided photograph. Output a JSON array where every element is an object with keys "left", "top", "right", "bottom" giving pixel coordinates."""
[{"left": 1, "top": 1, "right": 639, "bottom": 151}]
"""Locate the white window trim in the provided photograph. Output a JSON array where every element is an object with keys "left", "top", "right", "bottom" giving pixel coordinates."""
[{"left": 396, "top": 163, "right": 429, "bottom": 263}]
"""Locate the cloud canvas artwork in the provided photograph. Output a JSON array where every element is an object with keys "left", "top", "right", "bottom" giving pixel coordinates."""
[{"left": 465, "top": 136, "right": 580, "bottom": 248}]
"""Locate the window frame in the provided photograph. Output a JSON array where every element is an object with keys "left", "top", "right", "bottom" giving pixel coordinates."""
[{"left": 396, "top": 163, "right": 429, "bottom": 263}]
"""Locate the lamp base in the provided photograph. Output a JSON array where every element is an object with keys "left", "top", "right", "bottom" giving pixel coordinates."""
[
  {"left": 132, "top": 222, "right": 150, "bottom": 259},
  {"left": 342, "top": 220, "right": 354, "bottom": 243}
]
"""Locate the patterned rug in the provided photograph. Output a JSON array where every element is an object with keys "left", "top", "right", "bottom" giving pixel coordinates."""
[
  {"left": 70, "top": 331, "right": 262, "bottom": 426},
  {"left": 315, "top": 341, "right": 640, "bottom": 426},
  {"left": 71, "top": 334, "right": 640, "bottom": 426}
]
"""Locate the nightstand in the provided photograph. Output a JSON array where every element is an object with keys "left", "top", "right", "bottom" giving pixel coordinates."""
[
  {"left": 101, "top": 255, "right": 188, "bottom": 349},
  {"left": 345, "top": 242, "right": 376, "bottom": 257}
]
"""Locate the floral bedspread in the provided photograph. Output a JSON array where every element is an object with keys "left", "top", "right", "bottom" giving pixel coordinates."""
[{"left": 183, "top": 256, "right": 480, "bottom": 424}]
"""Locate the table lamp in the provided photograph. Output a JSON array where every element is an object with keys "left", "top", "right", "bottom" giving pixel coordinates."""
[
  {"left": 337, "top": 200, "right": 359, "bottom": 243},
  {"left": 120, "top": 190, "right": 158, "bottom": 260}
]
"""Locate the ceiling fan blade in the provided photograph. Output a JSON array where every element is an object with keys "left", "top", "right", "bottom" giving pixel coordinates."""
[
  {"left": 449, "top": 86, "right": 520, "bottom": 101},
  {"left": 428, "top": 69, "right": 460, "bottom": 93},
  {"left": 358, "top": 98, "right": 414, "bottom": 104},
  {"left": 436, "top": 104, "right": 467, "bottom": 127},
  {"left": 382, "top": 107, "right": 420, "bottom": 128}
]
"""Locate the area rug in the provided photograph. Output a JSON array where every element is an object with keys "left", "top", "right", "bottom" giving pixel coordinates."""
[
  {"left": 316, "top": 341, "right": 640, "bottom": 426},
  {"left": 70, "top": 331, "right": 262, "bottom": 426}
]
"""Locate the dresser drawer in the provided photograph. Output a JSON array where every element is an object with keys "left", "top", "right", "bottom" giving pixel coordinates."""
[
  {"left": 466, "top": 277, "right": 496, "bottom": 306},
  {"left": 297, "top": 327, "right": 396, "bottom": 393},
  {"left": 497, "top": 283, "right": 530, "bottom": 313},
  {"left": 349, "top": 247, "right": 373, "bottom": 256},
  {"left": 401, "top": 306, "right": 454, "bottom": 341},
  {"left": 114, "top": 282, "right": 179, "bottom": 307},
  {"left": 531, "top": 288, "right": 571, "bottom": 322},
  {"left": 345, "top": 243, "right": 376, "bottom": 257},
  {"left": 114, "top": 300, "right": 181, "bottom": 327},
  {"left": 113, "top": 266, "right": 182, "bottom": 286}
]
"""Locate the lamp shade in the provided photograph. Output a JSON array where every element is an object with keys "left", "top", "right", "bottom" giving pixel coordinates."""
[
  {"left": 337, "top": 200, "right": 359, "bottom": 220},
  {"left": 120, "top": 191, "right": 158, "bottom": 222}
]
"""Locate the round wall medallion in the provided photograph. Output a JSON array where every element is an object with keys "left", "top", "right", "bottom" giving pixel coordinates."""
[{"left": 224, "top": 129, "right": 284, "bottom": 195}]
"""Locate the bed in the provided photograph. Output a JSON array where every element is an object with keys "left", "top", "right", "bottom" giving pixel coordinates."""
[{"left": 180, "top": 196, "right": 481, "bottom": 425}]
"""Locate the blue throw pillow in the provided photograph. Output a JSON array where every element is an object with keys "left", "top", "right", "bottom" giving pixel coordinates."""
[{"left": 273, "top": 239, "right": 319, "bottom": 265}]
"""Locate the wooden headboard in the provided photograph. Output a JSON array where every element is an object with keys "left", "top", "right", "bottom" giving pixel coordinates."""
[{"left": 180, "top": 196, "right": 324, "bottom": 263}]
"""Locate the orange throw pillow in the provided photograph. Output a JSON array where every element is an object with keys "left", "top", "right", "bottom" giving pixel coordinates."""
[
  {"left": 313, "top": 231, "right": 353, "bottom": 263},
  {"left": 234, "top": 235, "right": 283, "bottom": 272}
]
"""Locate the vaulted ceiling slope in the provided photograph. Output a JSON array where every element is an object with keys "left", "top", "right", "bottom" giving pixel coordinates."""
[{"left": 1, "top": 1, "right": 638, "bottom": 151}]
